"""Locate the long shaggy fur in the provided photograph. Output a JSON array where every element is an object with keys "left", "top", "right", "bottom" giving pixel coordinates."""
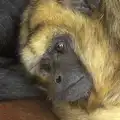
[
  {"left": 19, "top": 0, "right": 120, "bottom": 119},
  {"left": 94, "top": 0, "right": 120, "bottom": 50}
]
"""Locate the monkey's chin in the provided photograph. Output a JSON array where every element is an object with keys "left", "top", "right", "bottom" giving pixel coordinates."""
[
  {"left": 53, "top": 90, "right": 91, "bottom": 102},
  {"left": 51, "top": 77, "right": 93, "bottom": 102}
]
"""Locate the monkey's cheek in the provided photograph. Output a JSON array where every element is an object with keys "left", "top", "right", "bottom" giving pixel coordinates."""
[
  {"left": 38, "top": 71, "right": 51, "bottom": 83},
  {"left": 53, "top": 78, "right": 93, "bottom": 102}
]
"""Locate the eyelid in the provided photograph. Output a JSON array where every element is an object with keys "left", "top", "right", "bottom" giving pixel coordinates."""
[
  {"left": 40, "top": 57, "right": 51, "bottom": 72},
  {"left": 55, "top": 41, "right": 66, "bottom": 53}
]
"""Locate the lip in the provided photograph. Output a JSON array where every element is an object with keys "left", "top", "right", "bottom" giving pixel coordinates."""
[
  {"left": 53, "top": 75, "right": 92, "bottom": 102},
  {"left": 65, "top": 75, "right": 85, "bottom": 92}
]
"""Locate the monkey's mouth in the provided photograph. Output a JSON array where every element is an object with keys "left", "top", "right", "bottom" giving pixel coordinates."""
[{"left": 52, "top": 75, "right": 93, "bottom": 102}]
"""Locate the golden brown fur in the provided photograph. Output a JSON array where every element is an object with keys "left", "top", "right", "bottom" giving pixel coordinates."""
[
  {"left": 19, "top": 0, "right": 120, "bottom": 119},
  {"left": 92, "top": 0, "right": 120, "bottom": 50}
]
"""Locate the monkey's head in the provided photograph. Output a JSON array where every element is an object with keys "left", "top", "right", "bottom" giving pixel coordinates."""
[
  {"left": 21, "top": 28, "right": 93, "bottom": 102},
  {"left": 20, "top": 0, "right": 115, "bottom": 105}
]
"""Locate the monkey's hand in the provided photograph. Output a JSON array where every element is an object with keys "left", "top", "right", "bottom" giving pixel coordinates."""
[{"left": 52, "top": 101, "right": 88, "bottom": 120}]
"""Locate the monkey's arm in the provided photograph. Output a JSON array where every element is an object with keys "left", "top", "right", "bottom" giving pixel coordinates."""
[{"left": 89, "top": 106, "right": 120, "bottom": 120}]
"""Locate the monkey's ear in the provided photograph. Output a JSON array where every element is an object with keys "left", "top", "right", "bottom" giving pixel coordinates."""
[{"left": 57, "top": 0, "right": 101, "bottom": 15}]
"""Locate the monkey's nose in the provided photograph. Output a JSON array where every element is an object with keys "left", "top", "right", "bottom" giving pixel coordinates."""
[{"left": 55, "top": 75, "right": 62, "bottom": 83}]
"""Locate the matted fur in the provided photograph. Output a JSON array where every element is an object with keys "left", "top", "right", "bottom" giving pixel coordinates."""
[{"left": 19, "top": 0, "right": 120, "bottom": 119}]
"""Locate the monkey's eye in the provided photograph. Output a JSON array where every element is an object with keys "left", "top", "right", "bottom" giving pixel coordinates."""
[
  {"left": 55, "top": 75, "right": 62, "bottom": 83},
  {"left": 40, "top": 58, "right": 51, "bottom": 72},
  {"left": 55, "top": 42, "right": 65, "bottom": 53}
]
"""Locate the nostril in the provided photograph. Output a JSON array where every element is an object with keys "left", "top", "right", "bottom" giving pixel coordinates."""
[{"left": 55, "top": 75, "right": 62, "bottom": 83}]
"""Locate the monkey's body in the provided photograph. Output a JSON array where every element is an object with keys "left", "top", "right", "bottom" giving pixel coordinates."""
[{"left": 19, "top": 0, "right": 120, "bottom": 120}]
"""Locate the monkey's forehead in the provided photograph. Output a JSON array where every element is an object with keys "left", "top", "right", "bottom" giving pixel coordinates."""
[
  {"left": 20, "top": 0, "right": 94, "bottom": 55},
  {"left": 28, "top": 0, "right": 90, "bottom": 30}
]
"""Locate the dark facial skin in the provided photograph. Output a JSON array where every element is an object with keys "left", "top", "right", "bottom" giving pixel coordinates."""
[
  {"left": 69, "top": 0, "right": 100, "bottom": 16},
  {"left": 39, "top": 34, "right": 93, "bottom": 102}
]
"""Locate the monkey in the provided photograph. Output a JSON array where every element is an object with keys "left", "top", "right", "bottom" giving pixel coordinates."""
[
  {"left": 19, "top": 0, "right": 120, "bottom": 120},
  {"left": 0, "top": 0, "right": 95, "bottom": 102},
  {"left": 0, "top": 0, "right": 120, "bottom": 119},
  {"left": 1, "top": 0, "right": 117, "bottom": 119},
  {"left": 0, "top": 0, "right": 102, "bottom": 103}
]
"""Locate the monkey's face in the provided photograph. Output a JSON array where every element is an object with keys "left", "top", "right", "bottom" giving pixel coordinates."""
[
  {"left": 20, "top": 0, "right": 97, "bottom": 102},
  {"left": 44, "top": 34, "right": 93, "bottom": 102},
  {"left": 22, "top": 32, "right": 93, "bottom": 102}
]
